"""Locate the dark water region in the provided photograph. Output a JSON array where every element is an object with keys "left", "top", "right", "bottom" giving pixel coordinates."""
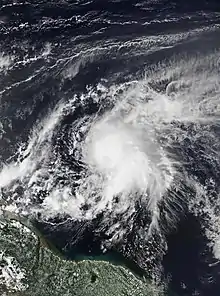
[
  {"left": 1, "top": 1, "right": 220, "bottom": 296},
  {"left": 163, "top": 213, "right": 220, "bottom": 296},
  {"left": 34, "top": 186, "right": 220, "bottom": 296},
  {"left": 0, "top": 0, "right": 220, "bottom": 44},
  {"left": 34, "top": 218, "right": 147, "bottom": 278}
]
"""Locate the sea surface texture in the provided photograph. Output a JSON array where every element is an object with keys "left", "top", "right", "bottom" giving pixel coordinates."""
[{"left": 0, "top": 1, "right": 220, "bottom": 295}]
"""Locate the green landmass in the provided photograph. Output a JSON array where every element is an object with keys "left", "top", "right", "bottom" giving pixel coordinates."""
[{"left": 0, "top": 212, "right": 164, "bottom": 296}]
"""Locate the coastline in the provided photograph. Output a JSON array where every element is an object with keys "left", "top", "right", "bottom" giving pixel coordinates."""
[{"left": 1, "top": 210, "right": 147, "bottom": 279}]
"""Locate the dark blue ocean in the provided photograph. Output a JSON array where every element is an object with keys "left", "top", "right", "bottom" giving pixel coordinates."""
[{"left": 0, "top": 1, "right": 220, "bottom": 295}]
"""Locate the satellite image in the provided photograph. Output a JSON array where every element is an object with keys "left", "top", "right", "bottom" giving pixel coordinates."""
[{"left": 0, "top": 0, "right": 220, "bottom": 295}]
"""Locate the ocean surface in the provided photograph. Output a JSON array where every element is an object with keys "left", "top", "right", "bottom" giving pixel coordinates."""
[{"left": 0, "top": 1, "right": 220, "bottom": 295}]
